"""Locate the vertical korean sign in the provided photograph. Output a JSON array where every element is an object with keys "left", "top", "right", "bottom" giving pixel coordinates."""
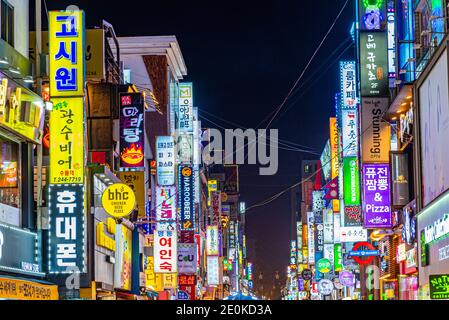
[
  {"left": 341, "top": 109, "right": 359, "bottom": 158},
  {"left": 178, "top": 165, "right": 194, "bottom": 231},
  {"left": 48, "top": 184, "right": 85, "bottom": 273},
  {"left": 340, "top": 61, "right": 357, "bottom": 108},
  {"left": 362, "top": 163, "right": 393, "bottom": 228},
  {"left": 119, "top": 93, "right": 144, "bottom": 169},
  {"left": 156, "top": 136, "right": 175, "bottom": 186},
  {"left": 155, "top": 186, "right": 176, "bottom": 230},
  {"left": 49, "top": 10, "right": 85, "bottom": 184},
  {"left": 360, "top": 32, "right": 388, "bottom": 97},
  {"left": 48, "top": 10, "right": 86, "bottom": 275},
  {"left": 343, "top": 157, "right": 361, "bottom": 206},
  {"left": 178, "top": 83, "right": 193, "bottom": 132},
  {"left": 154, "top": 229, "right": 178, "bottom": 273},
  {"left": 329, "top": 117, "right": 339, "bottom": 179}
]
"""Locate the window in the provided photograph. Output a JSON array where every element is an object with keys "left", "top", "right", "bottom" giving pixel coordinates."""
[
  {"left": 0, "top": 0, "right": 13, "bottom": 47},
  {"left": 0, "top": 135, "right": 21, "bottom": 226}
]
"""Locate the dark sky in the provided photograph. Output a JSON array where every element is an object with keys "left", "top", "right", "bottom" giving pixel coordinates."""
[{"left": 41, "top": 0, "right": 355, "bottom": 296}]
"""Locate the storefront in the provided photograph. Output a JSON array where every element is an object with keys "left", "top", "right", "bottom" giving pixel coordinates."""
[
  {"left": 0, "top": 69, "right": 49, "bottom": 298},
  {"left": 417, "top": 189, "right": 449, "bottom": 299}
]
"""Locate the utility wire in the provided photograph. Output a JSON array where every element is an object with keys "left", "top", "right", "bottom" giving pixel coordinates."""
[{"left": 261, "top": 0, "right": 350, "bottom": 130}]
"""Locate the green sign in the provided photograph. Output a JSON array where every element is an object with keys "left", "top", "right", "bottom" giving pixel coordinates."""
[
  {"left": 429, "top": 275, "right": 449, "bottom": 299},
  {"left": 334, "top": 244, "right": 343, "bottom": 272},
  {"left": 317, "top": 258, "right": 331, "bottom": 274},
  {"left": 343, "top": 157, "right": 361, "bottom": 206},
  {"left": 360, "top": 32, "right": 388, "bottom": 97},
  {"left": 421, "top": 229, "right": 429, "bottom": 267}
]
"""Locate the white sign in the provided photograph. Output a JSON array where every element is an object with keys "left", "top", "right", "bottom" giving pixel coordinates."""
[
  {"left": 318, "top": 279, "right": 334, "bottom": 296},
  {"left": 154, "top": 229, "right": 177, "bottom": 273},
  {"left": 339, "top": 226, "right": 368, "bottom": 243},
  {"left": 425, "top": 213, "right": 449, "bottom": 244},
  {"left": 438, "top": 244, "right": 449, "bottom": 262},
  {"left": 342, "top": 108, "right": 359, "bottom": 157},
  {"left": 178, "top": 243, "right": 197, "bottom": 274},
  {"left": 156, "top": 136, "right": 175, "bottom": 186},
  {"left": 178, "top": 82, "right": 193, "bottom": 132},
  {"left": 206, "top": 225, "right": 219, "bottom": 256},
  {"left": 155, "top": 186, "right": 176, "bottom": 230},
  {"left": 334, "top": 213, "right": 341, "bottom": 243},
  {"left": 207, "top": 255, "right": 220, "bottom": 285},
  {"left": 323, "top": 209, "right": 334, "bottom": 244},
  {"left": 307, "top": 212, "right": 315, "bottom": 264},
  {"left": 340, "top": 61, "right": 357, "bottom": 108},
  {"left": 176, "top": 134, "right": 193, "bottom": 164},
  {"left": 397, "top": 243, "right": 406, "bottom": 262}
]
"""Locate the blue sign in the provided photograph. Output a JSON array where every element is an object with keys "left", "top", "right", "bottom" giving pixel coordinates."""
[
  {"left": 178, "top": 290, "right": 189, "bottom": 300},
  {"left": 349, "top": 250, "right": 379, "bottom": 257}
]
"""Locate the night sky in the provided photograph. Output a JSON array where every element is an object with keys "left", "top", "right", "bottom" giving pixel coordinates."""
[{"left": 40, "top": 0, "right": 355, "bottom": 297}]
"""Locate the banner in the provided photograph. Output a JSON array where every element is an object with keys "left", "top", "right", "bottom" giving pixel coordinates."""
[
  {"left": 340, "top": 61, "right": 357, "bottom": 108},
  {"left": 361, "top": 98, "right": 390, "bottom": 163},
  {"left": 206, "top": 225, "right": 219, "bottom": 256},
  {"left": 363, "top": 163, "right": 393, "bottom": 228},
  {"left": 119, "top": 93, "right": 144, "bottom": 168}
]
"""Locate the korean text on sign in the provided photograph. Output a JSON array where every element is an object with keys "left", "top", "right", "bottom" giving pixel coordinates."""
[{"left": 49, "top": 11, "right": 85, "bottom": 97}]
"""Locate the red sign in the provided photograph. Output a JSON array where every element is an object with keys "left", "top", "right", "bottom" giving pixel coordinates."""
[
  {"left": 351, "top": 242, "right": 376, "bottom": 265},
  {"left": 179, "top": 285, "right": 196, "bottom": 300},
  {"left": 181, "top": 230, "right": 195, "bottom": 243},
  {"left": 179, "top": 274, "right": 196, "bottom": 286}
]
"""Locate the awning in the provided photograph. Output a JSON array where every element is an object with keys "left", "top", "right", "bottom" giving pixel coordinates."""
[{"left": 0, "top": 275, "right": 58, "bottom": 300}]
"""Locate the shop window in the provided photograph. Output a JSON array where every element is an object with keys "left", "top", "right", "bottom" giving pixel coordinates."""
[
  {"left": 0, "top": 136, "right": 20, "bottom": 226},
  {"left": 0, "top": 0, "right": 13, "bottom": 47}
]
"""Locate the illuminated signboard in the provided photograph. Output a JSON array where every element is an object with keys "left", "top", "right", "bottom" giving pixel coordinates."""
[
  {"left": 340, "top": 61, "right": 357, "bottom": 108},
  {"left": 156, "top": 136, "right": 175, "bottom": 186},
  {"left": 176, "top": 134, "right": 193, "bottom": 164},
  {"left": 49, "top": 97, "right": 84, "bottom": 184},
  {"left": 119, "top": 171, "right": 145, "bottom": 218},
  {"left": 208, "top": 180, "right": 217, "bottom": 206},
  {"left": 119, "top": 93, "right": 144, "bottom": 169},
  {"left": 358, "top": 0, "right": 386, "bottom": 31},
  {"left": 178, "top": 243, "right": 196, "bottom": 274},
  {"left": 155, "top": 186, "right": 176, "bottom": 230},
  {"left": 206, "top": 225, "right": 219, "bottom": 256},
  {"left": 341, "top": 109, "right": 359, "bottom": 158},
  {"left": 178, "top": 165, "right": 194, "bottom": 231},
  {"left": 49, "top": 10, "right": 85, "bottom": 97},
  {"left": 387, "top": 1, "right": 396, "bottom": 79},
  {"left": 362, "top": 163, "right": 393, "bottom": 228},
  {"left": 360, "top": 32, "right": 389, "bottom": 97},
  {"left": 343, "top": 157, "right": 361, "bottom": 206},
  {"left": 320, "top": 140, "right": 331, "bottom": 181},
  {"left": 48, "top": 184, "right": 85, "bottom": 273},
  {"left": 339, "top": 226, "right": 368, "bottom": 243},
  {"left": 114, "top": 224, "right": 132, "bottom": 291},
  {"left": 361, "top": 98, "right": 390, "bottom": 163},
  {"left": 178, "top": 82, "right": 193, "bottom": 132},
  {"left": 344, "top": 206, "right": 363, "bottom": 227},
  {"left": 329, "top": 117, "right": 339, "bottom": 179},
  {"left": 430, "top": 275, "right": 449, "bottom": 299},
  {"left": 154, "top": 229, "right": 177, "bottom": 273},
  {"left": 247, "top": 262, "right": 253, "bottom": 281},
  {"left": 101, "top": 183, "right": 136, "bottom": 218},
  {"left": 307, "top": 212, "right": 315, "bottom": 265},
  {"left": 207, "top": 256, "right": 220, "bottom": 285}
]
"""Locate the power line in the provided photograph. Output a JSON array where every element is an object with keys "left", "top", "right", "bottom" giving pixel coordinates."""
[{"left": 261, "top": 0, "right": 350, "bottom": 130}]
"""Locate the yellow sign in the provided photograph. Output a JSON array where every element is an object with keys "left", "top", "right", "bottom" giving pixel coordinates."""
[
  {"left": 119, "top": 171, "right": 145, "bottom": 218},
  {"left": 96, "top": 219, "right": 116, "bottom": 252},
  {"left": 332, "top": 199, "right": 340, "bottom": 213},
  {"left": 31, "top": 29, "right": 104, "bottom": 80},
  {"left": 102, "top": 183, "right": 136, "bottom": 218},
  {"left": 329, "top": 117, "right": 339, "bottom": 179},
  {"left": 0, "top": 277, "right": 58, "bottom": 300},
  {"left": 49, "top": 97, "right": 84, "bottom": 184},
  {"left": 0, "top": 78, "right": 45, "bottom": 143},
  {"left": 145, "top": 257, "right": 162, "bottom": 291},
  {"left": 162, "top": 273, "right": 178, "bottom": 289},
  {"left": 49, "top": 10, "right": 85, "bottom": 97},
  {"left": 208, "top": 180, "right": 217, "bottom": 206}
]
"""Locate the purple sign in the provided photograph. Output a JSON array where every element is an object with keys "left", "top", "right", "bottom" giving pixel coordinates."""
[
  {"left": 339, "top": 271, "right": 355, "bottom": 287},
  {"left": 363, "top": 164, "right": 393, "bottom": 228}
]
